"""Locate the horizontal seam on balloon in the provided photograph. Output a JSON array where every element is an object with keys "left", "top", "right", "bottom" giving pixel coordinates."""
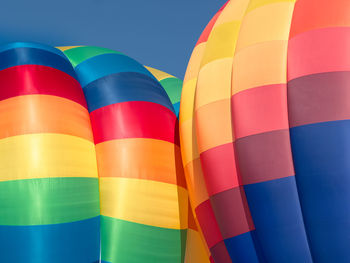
[
  {"left": 234, "top": 127, "right": 288, "bottom": 143},
  {"left": 0, "top": 176, "right": 99, "bottom": 184},
  {"left": 99, "top": 176, "right": 187, "bottom": 192},
  {"left": 101, "top": 215, "right": 187, "bottom": 232},
  {"left": 88, "top": 98, "right": 176, "bottom": 116},
  {"left": 0, "top": 132, "right": 95, "bottom": 146},
  {"left": 0, "top": 215, "right": 101, "bottom": 227},
  {"left": 234, "top": 39, "right": 287, "bottom": 57},
  {"left": 288, "top": 70, "right": 350, "bottom": 85},
  {"left": 231, "top": 82, "right": 285, "bottom": 97},
  {"left": 289, "top": 25, "right": 350, "bottom": 40}
]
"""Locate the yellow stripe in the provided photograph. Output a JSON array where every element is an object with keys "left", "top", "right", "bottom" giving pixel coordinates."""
[
  {"left": 56, "top": 46, "right": 82, "bottom": 51},
  {"left": 100, "top": 177, "right": 188, "bottom": 229},
  {"left": 200, "top": 21, "right": 241, "bottom": 67},
  {"left": 0, "top": 133, "right": 98, "bottom": 182},
  {"left": 196, "top": 58, "right": 233, "bottom": 109},
  {"left": 145, "top": 66, "right": 174, "bottom": 81}
]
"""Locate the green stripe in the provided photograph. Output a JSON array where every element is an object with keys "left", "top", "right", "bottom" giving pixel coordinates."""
[
  {"left": 159, "top": 77, "right": 183, "bottom": 105},
  {"left": 63, "top": 46, "right": 123, "bottom": 67},
  {"left": 101, "top": 216, "right": 187, "bottom": 263},
  {"left": 0, "top": 177, "right": 99, "bottom": 225}
]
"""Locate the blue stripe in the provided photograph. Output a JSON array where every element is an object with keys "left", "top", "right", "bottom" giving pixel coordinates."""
[
  {"left": 290, "top": 120, "right": 350, "bottom": 263},
  {"left": 0, "top": 47, "right": 76, "bottom": 79},
  {"left": 0, "top": 216, "right": 100, "bottom": 263},
  {"left": 173, "top": 102, "right": 180, "bottom": 118},
  {"left": 0, "top": 42, "right": 67, "bottom": 60},
  {"left": 83, "top": 72, "right": 175, "bottom": 113},
  {"left": 224, "top": 231, "right": 265, "bottom": 263},
  {"left": 75, "top": 53, "right": 157, "bottom": 87},
  {"left": 244, "top": 176, "right": 313, "bottom": 263}
]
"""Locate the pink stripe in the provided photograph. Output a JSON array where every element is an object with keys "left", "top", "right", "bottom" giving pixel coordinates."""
[
  {"left": 200, "top": 142, "right": 240, "bottom": 196},
  {"left": 232, "top": 84, "right": 289, "bottom": 139},
  {"left": 288, "top": 27, "right": 350, "bottom": 80}
]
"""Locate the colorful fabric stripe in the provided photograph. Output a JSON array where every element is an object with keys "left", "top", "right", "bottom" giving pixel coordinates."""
[
  {"left": 144, "top": 67, "right": 209, "bottom": 263},
  {"left": 83, "top": 72, "right": 174, "bottom": 113},
  {"left": 287, "top": 1, "right": 350, "bottom": 262},
  {"left": 0, "top": 45, "right": 76, "bottom": 78},
  {"left": 180, "top": 2, "right": 230, "bottom": 262},
  {"left": 62, "top": 46, "right": 188, "bottom": 262},
  {"left": 0, "top": 216, "right": 100, "bottom": 263},
  {"left": 75, "top": 53, "right": 156, "bottom": 87},
  {"left": 0, "top": 65, "right": 86, "bottom": 107},
  {"left": 0, "top": 43, "right": 100, "bottom": 262},
  {"left": 193, "top": 1, "right": 265, "bottom": 262}
]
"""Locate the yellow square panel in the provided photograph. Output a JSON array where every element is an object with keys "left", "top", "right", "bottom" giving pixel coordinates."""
[
  {"left": 195, "top": 99, "right": 234, "bottom": 153},
  {"left": 236, "top": 2, "right": 295, "bottom": 51},
  {"left": 200, "top": 21, "right": 241, "bottom": 67},
  {"left": 196, "top": 58, "right": 233, "bottom": 109},
  {"left": 232, "top": 40, "right": 288, "bottom": 95}
]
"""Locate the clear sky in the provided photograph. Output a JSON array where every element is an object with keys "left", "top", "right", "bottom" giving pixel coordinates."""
[{"left": 0, "top": 0, "right": 227, "bottom": 78}]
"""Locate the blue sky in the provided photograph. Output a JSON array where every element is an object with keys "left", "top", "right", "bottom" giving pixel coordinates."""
[{"left": 0, "top": 0, "right": 226, "bottom": 78}]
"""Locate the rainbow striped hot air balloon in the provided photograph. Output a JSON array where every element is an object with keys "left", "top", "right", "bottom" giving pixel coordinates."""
[
  {"left": 59, "top": 46, "right": 209, "bottom": 263},
  {"left": 0, "top": 42, "right": 208, "bottom": 263},
  {"left": 181, "top": 0, "right": 350, "bottom": 263},
  {"left": 0, "top": 42, "right": 100, "bottom": 263}
]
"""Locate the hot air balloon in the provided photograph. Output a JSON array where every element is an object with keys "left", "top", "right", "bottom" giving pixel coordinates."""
[
  {"left": 0, "top": 42, "right": 100, "bottom": 263},
  {"left": 0, "top": 41, "right": 208, "bottom": 263},
  {"left": 58, "top": 45, "right": 207, "bottom": 263},
  {"left": 181, "top": 0, "right": 350, "bottom": 262}
]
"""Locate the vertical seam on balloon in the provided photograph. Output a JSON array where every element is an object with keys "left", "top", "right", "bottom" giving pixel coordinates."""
[
  {"left": 286, "top": 2, "right": 315, "bottom": 262},
  {"left": 228, "top": 0, "right": 268, "bottom": 262},
  {"left": 180, "top": 5, "right": 227, "bottom": 261}
]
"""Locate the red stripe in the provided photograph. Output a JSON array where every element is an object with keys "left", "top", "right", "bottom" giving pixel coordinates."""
[
  {"left": 0, "top": 65, "right": 86, "bottom": 107},
  {"left": 195, "top": 199, "right": 224, "bottom": 248},
  {"left": 90, "top": 101, "right": 179, "bottom": 145},
  {"left": 200, "top": 142, "right": 240, "bottom": 196},
  {"left": 288, "top": 27, "right": 350, "bottom": 80}
]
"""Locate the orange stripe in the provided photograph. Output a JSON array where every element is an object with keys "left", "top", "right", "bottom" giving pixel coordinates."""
[
  {"left": 96, "top": 138, "right": 186, "bottom": 188},
  {"left": 0, "top": 95, "right": 93, "bottom": 141}
]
